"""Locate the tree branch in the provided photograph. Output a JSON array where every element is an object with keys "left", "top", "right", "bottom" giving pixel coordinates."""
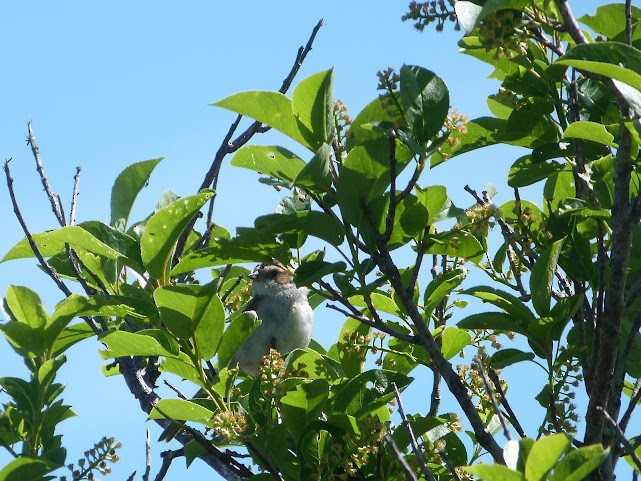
[
  {"left": 26, "top": 121, "right": 65, "bottom": 226},
  {"left": 171, "top": 19, "right": 324, "bottom": 267}
]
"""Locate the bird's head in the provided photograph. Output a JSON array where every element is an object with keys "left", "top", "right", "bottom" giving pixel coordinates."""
[{"left": 249, "top": 263, "right": 296, "bottom": 295}]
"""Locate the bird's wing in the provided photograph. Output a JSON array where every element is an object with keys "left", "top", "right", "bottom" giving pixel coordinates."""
[{"left": 242, "top": 295, "right": 264, "bottom": 313}]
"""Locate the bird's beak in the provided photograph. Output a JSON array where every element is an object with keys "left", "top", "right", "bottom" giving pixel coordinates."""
[{"left": 248, "top": 264, "right": 263, "bottom": 280}]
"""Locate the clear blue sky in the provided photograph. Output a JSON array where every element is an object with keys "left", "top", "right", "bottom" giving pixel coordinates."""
[{"left": 0, "top": 2, "right": 620, "bottom": 481}]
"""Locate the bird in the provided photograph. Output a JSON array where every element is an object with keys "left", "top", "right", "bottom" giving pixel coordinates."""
[
  {"left": 158, "top": 262, "right": 313, "bottom": 441},
  {"left": 228, "top": 262, "right": 314, "bottom": 375}
]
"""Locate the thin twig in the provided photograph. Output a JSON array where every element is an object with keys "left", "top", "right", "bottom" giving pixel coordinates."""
[
  {"left": 143, "top": 428, "right": 151, "bottom": 481},
  {"left": 26, "top": 121, "right": 65, "bottom": 226},
  {"left": 474, "top": 357, "right": 512, "bottom": 441},
  {"left": 438, "top": 449, "right": 462, "bottom": 481},
  {"left": 70, "top": 167, "right": 81, "bottom": 226},
  {"left": 164, "top": 380, "right": 189, "bottom": 400},
  {"left": 392, "top": 382, "right": 437, "bottom": 481},
  {"left": 326, "top": 303, "right": 416, "bottom": 343},
  {"left": 488, "top": 370, "right": 526, "bottom": 438},
  {"left": 221, "top": 276, "right": 243, "bottom": 303},
  {"left": 385, "top": 434, "right": 418, "bottom": 481},
  {"left": 626, "top": 0, "right": 633, "bottom": 46},
  {"left": 597, "top": 407, "right": 641, "bottom": 474},
  {"left": 153, "top": 449, "right": 184, "bottom": 481},
  {"left": 619, "top": 378, "right": 641, "bottom": 434}
]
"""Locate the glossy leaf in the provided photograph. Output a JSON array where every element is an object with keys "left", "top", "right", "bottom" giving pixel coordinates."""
[
  {"left": 254, "top": 210, "right": 344, "bottom": 247},
  {"left": 294, "top": 260, "right": 347, "bottom": 286},
  {"left": 230, "top": 145, "right": 306, "bottom": 185},
  {"left": 99, "top": 330, "right": 179, "bottom": 358},
  {"left": 212, "top": 91, "right": 314, "bottom": 149},
  {"left": 0, "top": 457, "right": 56, "bottom": 481},
  {"left": 294, "top": 142, "right": 332, "bottom": 193},
  {"left": 552, "top": 42, "right": 641, "bottom": 92},
  {"left": 525, "top": 433, "right": 571, "bottom": 481},
  {"left": 110, "top": 157, "right": 163, "bottom": 230},
  {"left": 431, "top": 117, "right": 506, "bottom": 166},
  {"left": 440, "top": 327, "right": 472, "bottom": 360},
  {"left": 332, "top": 369, "right": 412, "bottom": 417},
  {"left": 399, "top": 65, "right": 449, "bottom": 142},
  {"left": 491, "top": 349, "right": 535, "bottom": 369},
  {"left": 463, "top": 286, "right": 536, "bottom": 323},
  {"left": 423, "top": 268, "right": 466, "bottom": 318},
  {"left": 280, "top": 379, "right": 330, "bottom": 440},
  {"left": 464, "top": 464, "right": 526, "bottom": 481},
  {"left": 563, "top": 121, "right": 616, "bottom": 147},
  {"left": 508, "top": 155, "right": 563, "bottom": 188},
  {"left": 140, "top": 190, "right": 214, "bottom": 283},
  {"left": 292, "top": 69, "right": 335, "bottom": 146},
  {"left": 150, "top": 398, "right": 213, "bottom": 423},
  {"left": 550, "top": 445, "right": 608, "bottom": 481}
]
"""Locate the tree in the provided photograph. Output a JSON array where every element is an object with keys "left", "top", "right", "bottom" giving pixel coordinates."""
[{"left": 1, "top": 1, "right": 640, "bottom": 481}]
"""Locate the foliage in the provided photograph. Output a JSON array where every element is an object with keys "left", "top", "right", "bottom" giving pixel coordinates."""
[{"left": 2, "top": 1, "right": 641, "bottom": 481}]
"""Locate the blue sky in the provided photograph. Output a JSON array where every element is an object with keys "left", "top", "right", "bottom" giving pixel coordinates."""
[{"left": 0, "top": 2, "right": 622, "bottom": 480}]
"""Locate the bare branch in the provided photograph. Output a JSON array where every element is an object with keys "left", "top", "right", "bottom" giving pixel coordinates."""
[
  {"left": 385, "top": 434, "right": 418, "bottom": 481},
  {"left": 619, "top": 378, "right": 641, "bottom": 434},
  {"left": 153, "top": 448, "right": 184, "bottom": 481},
  {"left": 26, "top": 121, "right": 65, "bottom": 226},
  {"left": 474, "top": 357, "right": 512, "bottom": 441},
  {"left": 597, "top": 407, "right": 641, "bottom": 474},
  {"left": 626, "top": 0, "right": 633, "bottom": 45},
  {"left": 143, "top": 428, "right": 151, "bottom": 481},
  {"left": 488, "top": 370, "right": 526, "bottom": 438},
  {"left": 70, "top": 167, "right": 81, "bottom": 226},
  {"left": 393, "top": 382, "right": 437, "bottom": 481}
]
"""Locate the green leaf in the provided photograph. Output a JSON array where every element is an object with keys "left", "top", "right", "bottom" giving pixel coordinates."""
[
  {"left": 458, "top": 312, "right": 529, "bottom": 337},
  {"left": 51, "top": 324, "right": 95, "bottom": 358},
  {"left": 216, "top": 311, "right": 258, "bottom": 370},
  {"left": 254, "top": 210, "right": 344, "bottom": 247},
  {"left": 294, "top": 142, "right": 333, "bottom": 193},
  {"left": 110, "top": 157, "right": 163, "bottom": 230},
  {"left": 292, "top": 69, "right": 335, "bottom": 146},
  {"left": 294, "top": 260, "right": 347, "bottom": 286},
  {"left": 463, "top": 286, "right": 536, "bottom": 323},
  {"left": 431, "top": 117, "right": 506, "bottom": 166},
  {"left": 508, "top": 155, "right": 563, "bottom": 188},
  {"left": 0, "top": 457, "right": 56, "bottom": 481},
  {"left": 154, "top": 282, "right": 224, "bottom": 359},
  {"left": 423, "top": 268, "right": 466, "bottom": 318},
  {"left": 491, "top": 349, "right": 535, "bottom": 368},
  {"left": 332, "top": 369, "right": 412, "bottom": 417},
  {"left": 335, "top": 138, "right": 394, "bottom": 226},
  {"left": 414, "top": 185, "right": 463, "bottom": 224},
  {"left": 230, "top": 145, "right": 306, "bottom": 185},
  {"left": 530, "top": 238, "right": 565, "bottom": 316},
  {"left": 170, "top": 236, "right": 291, "bottom": 276},
  {"left": 3, "top": 285, "right": 48, "bottom": 328},
  {"left": 564, "top": 121, "right": 616, "bottom": 147},
  {"left": 2, "top": 225, "right": 135, "bottom": 266},
  {"left": 464, "top": 464, "right": 526, "bottom": 481},
  {"left": 99, "top": 330, "right": 179, "bottom": 358},
  {"left": 525, "top": 433, "right": 571, "bottom": 481},
  {"left": 150, "top": 398, "right": 213, "bottom": 423},
  {"left": 440, "top": 327, "right": 472, "bottom": 360},
  {"left": 579, "top": 4, "right": 641, "bottom": 45},
  {"left": 550, "top": 445, "right": 608, "bottom": 481},
  {"left": 399, "top": 65, "right": 449, "bottom": 142},
  {"left": 280, "top": 379, "right": 330, "bottom": 440},
  {"left": 212, "top": 91, "right": 314, "bottom": 150},
  {"left": 140, "top": 190, "right": 214, "bottom": 283},
  {"left": 552, "top": 42, "right": 641, "bottom": 92}
]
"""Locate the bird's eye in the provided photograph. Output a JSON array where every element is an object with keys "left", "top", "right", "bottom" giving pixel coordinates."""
[{"left": 269, "top": 269, "right": 278, "bottom": 278}]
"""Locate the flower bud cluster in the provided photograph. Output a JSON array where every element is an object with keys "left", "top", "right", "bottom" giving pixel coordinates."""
[
  {"left": 211, "top": 410, "right": 248, "bottom": 443},
  {"left": 478, "top": 10, "right": 528, "bottom": 58},
  {"left": 61, "top": 436, "right": 122, "bottom": 481},
  {"left": 402, "top": 0, "right": 460, "bottom": 32}
]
